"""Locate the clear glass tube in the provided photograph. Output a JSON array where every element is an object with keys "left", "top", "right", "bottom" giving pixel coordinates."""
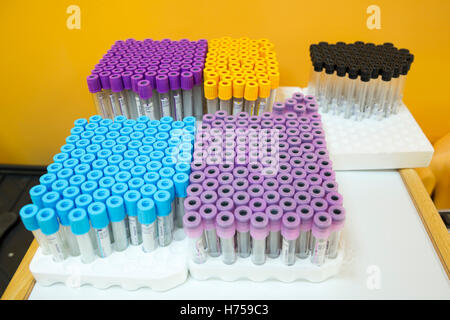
[
  {"left": 193, "top": 85, "right": 203, "bottom": 120},
  {"left": 128, "top": 215, "right": 142, "bottom": 246},
  {"left": 244, "top": 99, "right": 256, "bottom": 115},
  {"left": 385, "top": 77, "right": 399, "bottom": 116},
  {"left": 111, "top": 220, "right": 128, "bottom": 252},
  {"left": 310, "top": 235, "right": 328, "bottom": 266},
  {"left": 92, "top": 91, "right": 112, "bottom": 119},
  {"left": 232, "top": 97, "right": 243, "bottom": 115},
  {"left": 170, "top": 203, "right": 175, "bottom": 232},
  {"left": 296, "top": 230, "right": 311, "bottom": 259},
  {"left": 219, "top": 99, "right": 232, "bottom": 115},
  {"left": 140, "top": 98, "right": 155, "bottom": 120},
  {"left": 159, "top": 92, "right": 172, "bottom": 118},
  {"left": 152, "top": 90, "right": 161, "bottom": 119},
  {"left": 175, "top": 197, "right": 185, "bottom": 228},
  {"left": 251, "top": 238, "right": 266, "bottom": 265},
  {"left": 61, "top": 225, "right": 80, "bottom": 256},
  {"left": 343, "top": 78, "right": 357, "bottom": 118},
  {"left": 110, "top": 91, "right": 128, "bottom": 118},
  {"left": 267, "top": 230, "right": 280, "bottom": 258},
  {"left": 322, "top": 73, "right": 335, "bottom": 111},
  {"left": 75, "top": 232, "right": 96, "bottom": 264},
  {"left": 32, "top": 229, "right": 50, "bottom": 255},
  {"left": 332, "top": 76, "right": 345, "bottom": 114},
  {"left": 364, "top": 79, "right": 378, "bottom": 117},
  {"left": 355, "top": 80, "right": 369, "bottom": 120},
  {"left": 45, "top": 230, "right": 69, "bottom": 262},
  {"left": 375, "top": 79, "right": 390, "bottom": 119},
  {"left": 257, "top": 97, "right": 269, "bottom": 115},
  {"left": 220, "top": 236, "right": 236, "bottom": 265},
  {"left": 204, "top": 228, "right": 221, "bottom": 257},
  {"left": 207, "top": 98, "right": 219, "bottom": 114},
  {"left": 141, "top": 222, "right": 158, "bottom": 253},
  {"left": 182, "top": 89, "right": 193, "bottom": 117},
  {"left": 268, "top": 88, "right": 278, "bottom": 111},
  {"left": 394, "top": 75, "right": 406, "bottom": 113},
  {"left": 307, "top": 68, "right": 321, "bottom": 96},
  {"left": 172, "top": 89, "right": 184, "bottom": 121},
  {"left": 94, "top": 226, "right": 113, "bottom": 258},
  {"left": 236, "top": 231, "right": 250, "bottom": 258},
  {"left": 326, "top": 230, "right": 341, "bottom": 259},
  {"left": 125, "top": 89, "right": 138, "bottom": 119},
  {"left": 281, "top": 237, "right": 296, "bottom": 266},
  {"left": 188, "top": 236, "right": 207, "bottom": 264},
  {"left": 157, "top": 215, "right": 172, "bottom": 247}
]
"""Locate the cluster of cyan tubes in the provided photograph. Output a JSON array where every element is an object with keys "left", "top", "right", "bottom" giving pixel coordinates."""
[
  {"left": 87, "top": 38, "right": 207, "bottom": 122},
  {"left": 183, "top": 97, "right": 345, "bottom": 267},
  {"left": 308, "top": 41, "right": 414, "bottom": 120},
  {"left": 20, "top": 114, "right": 195, "bottom": 264},
  {"left": 203, "top": 36, "right": 280, "bottom": 116}
]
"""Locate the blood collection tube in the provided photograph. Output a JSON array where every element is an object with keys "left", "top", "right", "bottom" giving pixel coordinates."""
[
  {"left": 109, "top": 74, "right": 129, "bottom": 118},
  {"left": 327, "top": 205, "right": 346, "bottom": 259},
  {"left": 36, "top": 208, "right": 69, "bottom": 262},
  {"left": 87, "top": 202, "right": 113, "bottom": 258},
  {"left": 280, "top": 212, "right": 300, "bottom": 266},
  {"left": 154, "top": 190, "right": 173, "bottom": 246},
  {"left": 131, "top": 74, "right": 144, "bottom": 118},
  {"left": 173, "top": 172, "right": 189, "bottom": 228},
  {"left": 19, "top": 204, "right": 50, "bottom": 254},
  {"left": 234, "top": 205, "right": 252, "bottom": 258},
  {"left": 199, "top": 204, "right": 220, "bottom": 257},
  {"left": 218, "top": 80, "right": 232, "bottom": 115},
  {"left": 169, "top": 71, "right": 183, "bottom": 121},
  {"left": 55, "top": 199, "right": 80, "bottom": 256},
  {"left": 244, "top": 81, "right": 258, "bottom": 115},
  {"left": 138, "top": 80, "right": 156, "bottom": 120},
  {"left": 156, "top": 75, "right": 172, "bottom": 118},
  {"left": 124, "top": 190, "right": 142, "bottom": 246},
  {"left": 137, "top": 198, "right": 158, "bottom": 253},
  {"left": 69, "top": 208, "right": 96, "bottom": 263},
  {"left": 122, "top": 71, "right": 138, "bottom": 119},
  {"left": 310, "top": 212, "right": 332, "bottom": 266},
  {"left": 250, "top": 212, "right": 269, "bottom": 265},
  {"left": 265, "top": 205, "right": 283, "bottom": 258},
  {"left": 232, "top": 79, "right": 245, "bottom": 115},
  {"left": 87, "top": 74, "right": 112, "bottom": 119},
  {"left": 204, "top": 79, "right": 218, "bottom": 114},
  {"left": 191, "top": 67, "right": 204, "bottom": 120},
  {"left": 183, "top": 212, "right": 207, "bottom": 264},
  {"left": 296, "top": 205, "right": 314, "bottom": 258},
  {"left": 256, "top": 79, "right": 271, "bottom": 115},
  {"left": 106, "top": 196, "right": 128, "bottom": 252},
  {"left": 181, "top": 71, "right": 194, "bottom": 118},
  {"left": 216, "top": 211, "right": 236, "bottom": 265},
  {"left": 268, "top": 71, "right": 280, "bottom": 111}
]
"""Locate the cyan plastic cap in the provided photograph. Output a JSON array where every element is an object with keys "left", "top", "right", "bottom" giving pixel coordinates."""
[
  {"left": 143, "top": 172, "right": 160, "bottom": 185},
  {"left": 92, "top": 159, "right": 108, "bottom": 171},
  {"left": 116, "top": 136, "right": 131, "bottom": 145},
  {"left": 42, "top": 191, "right": 60, "bottom": 209},
  {"left": 181, "top": 134, "right": 195, "bottom": 145},
  {"left": 115, "top": 171, "right": 132, "bottom": 183},
  {"left": 183, "top": 126, "right": 196, "bottom": 135},
  {"left": 74, "top": 163, "right": 91, "bottom": 176},
  {"left": 89, "top": 115, "right": 103, "bottom": 123},
  {"left": 138, "top": 145, "right": 153, "bottom": 156},
  {"left": 137, "top": 198, "right": 156, "bottom": 225},
  {"left": 87, "top": 202, "right": 109, "bottom": 229},
  {"left": 155, "top": 132, "right": 169, "bottom": 142},
  {"left": 62, "top": 186, "right": 80, "bottom": 201},
  {"left": 55, "top": 199, "right": 75, "bottom": 226},
  {"left": 79, "top": 154, "right": 96, "bottom": 166},
  {"left": 57, "top": 168, "right": 74, "bottom": 180},
  {"left": 134, "top": 155, "right": 150, "bottom": 167},
  {"left": 86, "top": 144, "right": 101, "bottom": 155},
  {"left": 167, "top": 137, "right": 181, "bottom": 148},
  {"left": 69, "top": 208, "right": 91, "bottom": 236},
  {"left": 71, "top": 126, "right": 84, "bottom": 135},
  {"left": 149, "top": 150, "right": 164, "bottom": 162},
  {"left": 112, "top": 144, "right": 127, "bottom": 155},
  {"left": 74, "top": 118, "right": 88, "bottom": 127},
  {"left": 60, "top": 144, "right": 76, "bottom": 154},
  {"left": 137, "top": 115, "right": 149, "bottom": 123},
  {"left": 19, "top": 204, "right": 40, "bottom": 231},
  {"left": 170, "top": 129, "right": 183, "bottom": 138},
  {"left": 51, "top": 179, "right": 69, "bottom": 195},
  {"left": 114, "top": 115, "right": 127, "bottom": 123},
  {"left": 171, "top": 121, "right": 185, "bottom": 129},
  {"left": 154, "top": 190, "right": 171, "bottom": 217},
  {"left": 106, "top": 196, "right": 126, "bottom": 222},
  {"left": 142, "top": 135, "right": 157, "bottom": 145},
  {"left": 104, "top": 165, "right": 120, "bottom": 177},
  {"left": 130, "top": 132, "right": 144, "bottom": 141},
  {"left": 173, "top": 173, "right": 189, "bottom": 197},
  {"left": 133, "top": 123, "right": 147, "bottom": 132},
  {"left": 80, "top": 131, "right": 95, "bottom": 140},
  {"left": 124, "top": 190, "right": 141, "bottom": 217},
  {"left": 86, "top": 169, "right": 104, "bottom": 182},
  {"left": 39, "top": 173, "right": 57, "bottom": 190},
  {"left": 62, "top": 158, "right": 79, "bottom": 170},
  {"left": 123, "top": 119, "right": 137, "bottom": 127},
  {"left": 108, "top": 122, "right": 122, "bottom": 132},
  {"left": 175, "top": 162, "right": 191, "bottom": 175},
  {"left": 111, "top": 182, "right": 129, "bottom": 197},
  {"left": 159, "top": 167, "right": 175, "bottom": 180},
  {"left": 70, "top": 148, "right": 86, "bottom": 160},
  {"left": 46, "top": 163, "right": 63, "bottom": 175},
  {"left": 140, "top": 184, "right": 157, "bottom": 199},
  {"left": 130, "top": 165, "right": 146, "bottom": 178},
  {"left": 120, "top": 127, "right": 133, "bottom": 136},
  {"left": 178, "top": 152, "right": 192, "bottom": 163},
  {"left": 85, "top": 123, "right": 99, "bottom": 131},
  {"left": 160, "top": 116, "right": 173, "bottom": 125},
  {"left": 37, "top": 208, "right": 60, "bottom": 235},
  {"left": 75, "top": 193, "right": 93, "bottom": 210},
  {"left": 157, "top": 178, "right": 175, "bottom": 201},
  {"left": 65, "top": 135, "right": 80, "bottom": 145},
  {"left": 128, "top": 177, "right": 145, "bottom": 191},
  {"left": 80, "top": 180, "right": 98, "bottom": 195},
  {"left": 99, "top": 176, "right": 115, "bottom": 189},
  {"left": 158, "top": 124, "right": 172, "bottom": 133},
  {"left": 99, "top": 118, "right": 113, "bottom": 127},
  {"left": 183, "top": 116, "right": 196, "bottom": 127},
  {"left": 148, "top": 120, "right": 160, "bottom": 128},
  {"left": 146, "top": 160, "right": 162, "bottom": 173},
  {"left": 92, "top": 188, "right": 111, "bottom": 203},
  {"left": 162, "top": 156, "right": 177, "bottom": 168},
  {"left": 30, "top": 185, "right": 47, "bottom": 208},
  {"left": 69, "top": 174, "right": 86, "bottom": 188},
  {"left": 97, "top": 149, "right": 112, "bottom": 160},
  {"left": 118, "top": 159, "right": 135, "bottom": 171},
  {"left": 153, "top": 140, "right": 168, "bottom": 152}
]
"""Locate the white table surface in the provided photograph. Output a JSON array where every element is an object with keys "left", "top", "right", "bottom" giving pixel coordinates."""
[{"left": 29, "top": 170, "right": 450, "bottom": 299}]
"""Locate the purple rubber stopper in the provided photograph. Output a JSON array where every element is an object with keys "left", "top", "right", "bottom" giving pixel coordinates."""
[
  {"left": 306, "top": 102, "right": 319, "bottom": 114},
  {"left": 249, "top": 198, "right": 267, "bottom": 213},
  {"left": 307, "top": 173, "right": 323, "bottom": 186},
  {"left": 218, "top": 172, "right": 233, "bottom": 185},
  {"left": 202, "top": 178, "right": 219, "bottom": 191},
  {"left": 168, "top": 71, "right": 181, "bottom": 90},
  {"left": 199, "top": 204, "right": 218, "bottom": 230},
  {"left": 266, "top": 205, "right": 283, "bottom": 231},
  {"left": 217, "top": 197, "right": 234, "bottom": 212},
  {"left": 236, "top": 111, "right": 249, "bottom": 120},
  {"left": 232, "top": 191, "right": 250, "bottom": 207},
  {"left": 292, "top": 92, "right": 304, "bottom": 103},
  {"left": 326, "top": 192, "right": 343, "bottom": 206},
  {"left": 293, "top": 179, "right": 309, "bottom": 192},
  {"left": 99, "top": 71, "right": 112, "bottom": 89},
  {"left": 272, "top": 102, "right": 285, "bottom": 115},
  {"left": 234, "top": 206, "right": 252, "bottom": 233},
  {"left": 278, "top": 184, "right": 295, "bottom": 198},
  {"left": 191, "top": 161, "right": 206, "bottom": 172},
  {"left": 261, "top": 112, "right": 272, "bottom": 120},
  {"left": 219, "top": 163, "right": 234, "bottom": 173},
  {"left": 262, "top": 178, "right": 279, "bottom": 191},
  {"left": 311, "top": 197, "right": 329, "bottom": 212},
  {"left": 305, "top": 163, "right": 320, "bottom": 175},
  {"left": 187, "top": 184, "right": 203, "bottom": 197},
  {"left": 277, "top": 173, "right": 293, "bottom": 185},
  {"left": 285, "top": 98, "right": 296, "bottom": 111},
  {"left": 250, "top": 213, "right": 269, "bottom": 240},
  {"left": 316, "top": 148, "right": 329, "bottom": 159},
  {"left": 312, "top": 212, "right": 332, "bottom": 239},
  {"left": 328, "top": 205, "right": 346, "bottom": 231},
  {"left": 131, "top": 74, "right": 144, "bottom": 93},
  {"left": 323, "top": 180, "right": 338, "bottom": 193},
  {"left": 144, "top": 71, "right": 157, "bottom": 89},
  {"left": 263, "top": 190, "right": 280, "bottom": 206},
  {"left": 248, "top": 184, "right": 264, "bottom": 199},
  {"left": 248, "top": 173, "right": 264, "bottom": 185},
  {"left": 201, "top": 190, "right": 218, "bottom": 205},
  {"left": 285, "top": 112, "right": 298, "bottom": 121},
  {"left": 216, "top": 211, "right": 236, "bottom": 239},
  {"left": 281, "top": 212, "right": 301, "bottom": 240},
  {"left": 191, "top": 67, "right": 203, "bottom": 85},
  {"left": 121, "top": 71, "right": 133, "bottom": 90},
  {"left": 218, "top": 185, "right": 234, "bottom": 198},
  {"left": 279, "top": 197, "right": 296, "bottom": 214},
  {"left": 183, "top": 212, "right": 203, "bottom": 238},
  {"left": 184, "top": 196, "right": 202, "bottom": 213},
  {"left": 138, "top": 80, "right": 152, "bottom": 99},
  {"left": 181, "top": 71, "right": 194, "bottom": 90},
  {"left": 232, "top": 178, "right": 249, "bottom": 192},
  {"left": 87, "top": 74, "right": 101, "bottom": 93},
  {"left": 297, "top": 205, "right": 314, "bottom": 231},
  {"left": 190, "top": 171, "right": 206, "bottom": 184},
  {"left": 294, "top": 191, "right": 311, "bottom": 206},
  {"left": 204, "top": 166, "right": 220, "bottom": 179},
  {"left": 233, "top": 167, "right": 249, "bottom": 179},
  {"left": 309, "top": 185, "right": 326, "bottom": 198},
  {"left": 156, "top": 75, "right": 169, "bottom": 93}
]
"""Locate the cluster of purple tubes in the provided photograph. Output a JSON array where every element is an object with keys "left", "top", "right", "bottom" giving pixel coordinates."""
[{"left": 183, "top": 92, "right": 345, "bottom": 266}]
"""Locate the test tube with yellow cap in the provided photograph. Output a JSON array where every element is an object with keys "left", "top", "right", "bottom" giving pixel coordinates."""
[
  {"left": 232, "top": 79, "right": 245, "bottom": 115},
  {"left": 218, "top": 80, "right": 232, "bottom": 115},
  {"left": 268, "top": 71, "right": 280, "bottom": 111},
  {"left": 204, "top": 79, "right": 219, "bottom": 114},
  {"left": 257, "top": 79, "right": 271, "bottom": 115},
  {"left": 244, "top": 81, "right": 259, "bottom": 115}
]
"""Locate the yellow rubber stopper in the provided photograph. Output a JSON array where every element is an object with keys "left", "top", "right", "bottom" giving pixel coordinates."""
[
  {"left": 245, "top": 75, "right": 257, "bottom": 82},
  {"left": 205, "top": 71, "right": 219, "bottom": 83},
  {"left": 204, "top": 80, "right": 218, "bottom": 100},
  {"left": 258, "top": 79, "right": 271, "bottom": 98},
  {"left": 256, "top": 72, "right": 268, "bottom": 80},
  {"left": 218, "top": 80, "right": 233, "bottom": 100},
  {"left": 244, "top": 81, "right": 259, "bottom": 101},
  {"left": 233, "top": 79, "right": 245, "bottom": 98},
  {"left": 268, "top": 71, "right": 280, "bottom": 89},
  {"left": 222, "top": 75, "right": 234, "bottom": 82},
  {"left": 233, "top": 72, "right": 244, "bottom": 79}
]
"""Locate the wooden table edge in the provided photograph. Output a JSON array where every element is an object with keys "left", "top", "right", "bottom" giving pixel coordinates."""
[{"left": 2, "top": 169, "right": 448, "bottom": 299}]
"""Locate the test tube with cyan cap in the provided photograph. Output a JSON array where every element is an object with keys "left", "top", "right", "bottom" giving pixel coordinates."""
[
  {"left": 154, "top": 190, "right": 173, "bottom": 247},
  {"left": 19, "top": 204, "right": 50, "bottom": 254},
  {"left": 204, "top": 79, "right": 218, "bottom": 114},
  {"left": 326, "top": 205, "right": 346, "bottom": 259},
  {"left": 310, "top": 212, "right": 332, "bottom": 266},
  {"left": 68, "top": 208, "right": 96, "bottom": 264},
  {"left": 106, "top": 196, "right": 129, "bottom": 252},
  {"left": 232, "top": 79, "right": 245, "bottom": 115},
  {"left": 124, "top": 190, "right": 142, "bottom": 246},
  {"left": 183, "top": 211, "right": 207, "bottom": 264},
  {"left": 55, "top": 199, "right": 80, "bottom": 256},
  {"left": 36, "top": 208, "right": 69, "bottom": 262},
  {"left": 138, "top": 80, "right": 156, "bottom": 120},
  {"left": 216, "top": 211, "right": 236, "bottom": 265},
  {"left": 244, "top": 80, "right": 258, "bottom": 115},
  {"left": 218, "top": 80, "right": 232, "bottom": 115},
  {"left": 181, "top": 71, "right": 194, "bottom": 118},
  {"left": 137, "top": 198, "right": 158, "bottom": 253},
  {"left": 268, "top": 71, "right": 280, "bottom": 111},
  {"left": 157, "top": 178, "right": 176, "bottom": 231},
  {"left": 87, "top": 202, "right": 113, "bottom": 258},
  {"left": 281, "top": 212, "right": 300, "bottom": 266},
  {"left": 87, "top": 74, "right": 112, "bottom": 119},
  {"left": 173, "top": 172, "right": 189, "bottom": 228},
  {"left": 169, "top": 71, "right": 183, "bottom": 121},
  {"left": 250, "top": 212, "right": 269, "bottom": 265}
]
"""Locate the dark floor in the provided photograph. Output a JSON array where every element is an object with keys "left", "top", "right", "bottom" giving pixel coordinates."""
[{"left": 0, "top": 166, "right": 46, "bottom": 296}]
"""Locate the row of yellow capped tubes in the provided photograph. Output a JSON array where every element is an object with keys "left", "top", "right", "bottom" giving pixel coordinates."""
[{"left": 203, "top": 37, "right": 280, "bottom": 102}]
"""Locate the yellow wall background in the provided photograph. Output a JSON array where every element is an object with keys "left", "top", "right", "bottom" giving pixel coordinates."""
[{"left": 0, "top": 0, "right": 449, "bottom": 165}]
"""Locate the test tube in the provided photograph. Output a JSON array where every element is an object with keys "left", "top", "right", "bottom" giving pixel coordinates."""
[
  {"left": 232, "top": 79, "right": 245, "bottom": 115},
  {"left": 268, "top": 71, "right": 280, "bottom": 111},
  {"left": 157, "top": 178, "right": 176, "bottom": 231},
  {"left": 183, "top": 212, "right": 207, "bottom": 264},
  {"left": 244, "top": 81, "right": 258, "bottom": 115},
  {"left": 169, "top": 71, "right": 183, "bottom": 121},
  {"left": 156, "top": 75, "right": 172, "bottom": 118},
  {"left": 218, "top": 80, "right": 232, "bottom": 115},
  {"left": 121, "top": 71, "right": 138, "bottom": 119},
  {"left": 137, "top": 198, "right": 158, "bottom": 253},
  {"left": 310, "top": 212, "right": 332, "bottom": 266},
  {"left": 173, "top": 172, "right": 189, "bottom": 228},
  {"left": 19, "top": 204, "right": 50, "bottom": 254},
  {"left": 355, "top": 69, "right": 371, "bottom": 119},
  {"left": 256, "top": 79, "right": 271, "bottom": 115},
  {"left": 233, "top": 205, "right": 252, "bottom": 258},
  {"left": 124, "top": 190, "right": 142, "bottom": 246},
  {"left": 321, "top": 61, "right": 335, "bottom": 110},
  {"left": 36, "top": 208, "right": 68, "bottom": 262},
  {"left": 181, "top": 71, "right": 194, "bottom": 118},
  {"left": 154, "top": 190, "right": 173, "bottom": 246},
  {"left": 250, "top": 212, "right": 269, "bottom": 265},
  {"left": 55, "top": 199, "right": 80, "bottom": 256},
  {"left": 216, "top": 211, "right": 236, "bottom": 265},
  {"left": 87, "top": 74, "right": 112, "bottom": 119},
  {"left": 87, "top": 202, "right": 113, "bottom": 258},
  {"left": 191, "top": 67, "right": 204, "bottom": 120},
  {"left": 343, "top": 68, "right": 358, "bottom": 118},
  {"left": 331, "top": 64, "right": 347, "bottom": 114},
  {"left": 265, "top": 205, "right": 283, "bottom": 258},
  {"left": 296, "top": 205, "right": 314, "bottom": 259},
  {"left": 375, "top": 68, "right": 393, "bottom": 119},
  {"left": 307, "top": 60, "right": 323, "bottom": 97},
  {"left": 145, "top": 71, "right": 161, "bottom": 119},
  {"left": 106, "top": 196, "right": 129, "bottom": 252},
  {"left": 199, "top": 204, "right": 220, "bottom": 257},
  {"left": 280, "top": 212, "right": 300, "bottom": 266},
  {"left": 68, "top": 208, "right": 96, "bottom": 263},
  {"left": 327, "top": 205, "right": 346, "bottom": 259},
  {"left": 109, "top": 74, "right": 129, "bottom": 118},
  {"left": 204, "top": 79, "right": 218, "bottom": 114},
  {"left": 131, "top": 74, "right": 144, "bottom": 118},
  {"left": 138, "top": 80, "right": 156, "bottom": 120}
]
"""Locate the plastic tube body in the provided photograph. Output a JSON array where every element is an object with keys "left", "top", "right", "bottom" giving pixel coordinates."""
[
  {"left": 193, "top": 85, "right": 203, "bottom": 120},
  {"left": 94, "top": 226, "right": 113, "bottom": 258},
  {"left": 267, "top": 230, "right": 280, "bottom": 258},
  {"left": 61, "top": 225, "right": 80, "bottom": 256},
  {"left": 141, "top": 221, "right": 158, "bottom": 253},
  {"left": 182, "top": 89, "right": 193, "bottom": 118},
  {"left": 172, "top": 89, "right": 183, "bottom": 121},
  {"left": 281, "top": 237, "right": 296, "bottom": 266},
  {"left": 310, "top": 234, "right": 328, "bottom": 266},
  {"left": 92, "top": 91, "right": 112, "bottom": 119},
  {"left": 343, "top": 78, "right": 356, "bottom": 118},
  {"left": 296, "top": 230, "right": 311, "bottom": 259},
  {"left": 307, "top": 69, "right": 321, "bottom": 96},
  {"left": 219, "top": 99, "right": 232, "bottom": 115},
  {"left": 75, "top": 233, "right": 96, "bottom": 263},
  {"left": 32, "top": 229, "right": 51, "bottom": 255},
  {"left": 355, "top": 81, "right": 369, "bottom": 119},
  {"left": 244, "top": 100, "right": 256, "bottom": 115},
  {"left": 159, "top": 92, "right": 172, "bottom": 118},
  {"left": 157, "top": 215, "right": 172, "bottom": 247},
  {"left": 236, "top": 231, "right": 250, "bottom": 258},
  {"left": 110, "top": 91, "right": 129, "bottom": 118},
  {"left": 175, "top": 197, "right": 185, "bottom": 228},
  {"left": 46, "top": 230, "right": 69, "bottom": 262},
  {"left": 233, "top": 98, "right": 243, "bottom": 115},
  {"left": 268, "top": 88, "right": 278, "bottom": 111},
  {"left": 111, "top": 220, "right": 128, "bottom": 252},
  {"left": 327, "top": 230, "right": 341, "bottom": 259},
  {"left": 207, "top": 98, "right": 219, "bottom": 114},
  {"left": 128, "top": 215, "right": 142, "bottom": 246},
  {"left": 220, "top": 236, "right": 236, "bottom": 265},
  {"left": 204, "top": 228, "right": 221, "bottom": 257},
  {"left": 251, "top": 238, "right": 266, "bottom": 265},
  {"left": 188, "top": 236, "right": 207, "bottom": 264},
  {"left": 140, "top": 98, "right": 155, "bottom": 120},
  {"left": 257, "top": 97, "right": 269, "bottom": 115},
  {"left": 152, "top": 90, "right": 161, "bottom": 119},
  {"left": 125, "top": 90, "right": 138, "bottom": 119}
]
